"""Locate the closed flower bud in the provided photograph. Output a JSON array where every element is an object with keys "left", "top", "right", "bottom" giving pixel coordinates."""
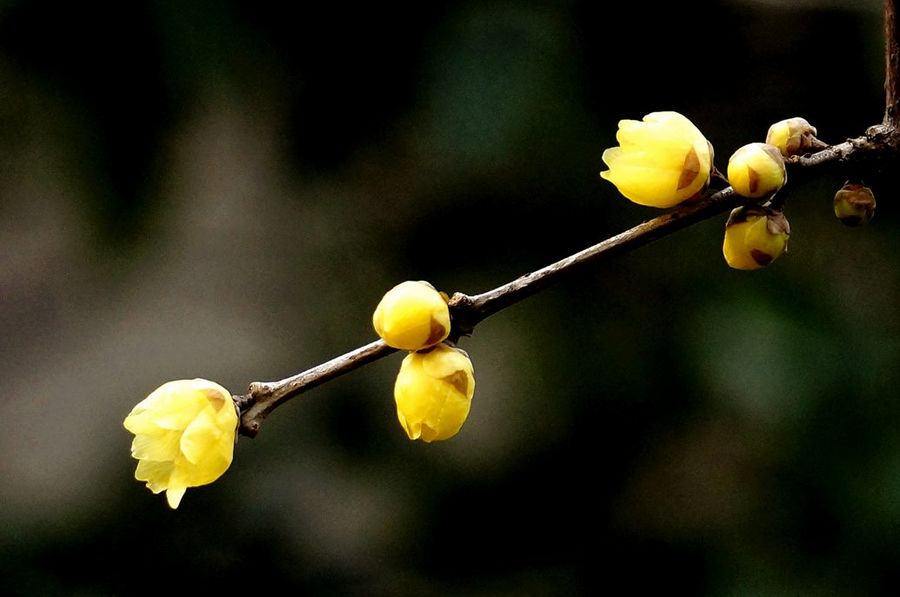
[
  {"left": 766, "top": 117, "right": 826, "bottom": 157},
  {"left": 833, "top": 181, "right": 876, "bottom": 226},
  {"left": 600, "top": 111, "right": 713, "bottom": 208},
  {"left": 373, "top": 281, "right": 451, "bottom": 351},
  {"left": 394, "top": 344, "right": 475, "bottom": 442},
  {"left": 123, "top": 379, "right": 239, "bottom": 509},
  {"left": 727, "top": 142, "right": 786, "bottom": 199},
  {"left": 722, "top": 205, "right": 791, "bottom": 270}
]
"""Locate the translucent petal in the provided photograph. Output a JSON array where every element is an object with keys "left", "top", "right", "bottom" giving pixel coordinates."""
[
  {"left": 602, "top": 159, "right": 683, "bottom": 207},
  {"left": 179, "top": 430, "right": 234, "bottom": 487},
  {"left": 123, "top": 409, "right": 165, "bottom": 435},
  {"left": 132, "top": 430, "right": 181, "bottom": 462},
  {"left": 126, "top": 387, "right": 205, "bottom": 432},
  {"left": 135, "top": 459, "right": 174, "bottom": 493},
  {"left": 420, "top": 382, "right": 471, "bottom": 443},
  {"left": 617, "top": 124, "right": 691, "bottom": 160},
  {"left": 166, "top": 486, "right": 187, "bottom": 509},
  {"left": 180, "top": 409, "right": 221, "bottom": 465},
  {"left": 420, "top": 346, "right": 473, "bottom": 380},
  {"left": 149, "top": 391, "right": 208, "bottom": 430}
]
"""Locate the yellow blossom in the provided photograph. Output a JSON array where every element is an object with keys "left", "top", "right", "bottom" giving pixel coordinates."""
[
  {"left": 123, "top": 378, "right": 238, "bottom": 509},
  {"left": 726, "top": 142, "right": 786, "bottom": 199},
  {"left": 600, "top": 111, "right": 713, "bottom": 208},
  {"left": 373, "top": 280, "right": 451, "bottom": 351},
  {"left": 722, "top": 206, "right": 790, "bottom": 270},
  {"left": 394, "top": 344, "right": 475, "bottom": 442}
]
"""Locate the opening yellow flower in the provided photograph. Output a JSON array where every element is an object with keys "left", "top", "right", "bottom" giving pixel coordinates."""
[
  {"left": 394, "top": 344, "right": 475, "bottom": 442},
  {"left": 600, "top": 111, "right": 713, "bottom": 208},
  {"left": 123, "top": 378, "right": 238, "bottom": 509}
]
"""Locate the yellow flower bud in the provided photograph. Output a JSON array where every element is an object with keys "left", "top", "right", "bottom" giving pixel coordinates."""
[
  {"left": 394, "top": 344, "right": 475, "bottom": 442},
  {"left": 373, "top": 280, "right": 451, "bottom": 351},
  {"left": 765, "top": 117, "right": 824, "bottom": 157},
  {"left": 123, "top": 378, "right": 238, "bottom": 509},
  {"left": 833, "top": 181, "right": 876, "bottom": 226},
  {"left": 722, "top": 206, "right": 790, "bottom": 270},
  {"left": 727, "top": 143, "right": 786, "bottom": 199},
  {"left": 600, "top": 111, "right": 713, "bottom": 208}
]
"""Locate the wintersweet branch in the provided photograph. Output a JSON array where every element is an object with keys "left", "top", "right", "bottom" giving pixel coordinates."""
[
  {"left": 235, "top": 0, "right": 900, "bottom": 438},
  {"left": 235, "top": 126, "right": 897, "bottom": 438}
]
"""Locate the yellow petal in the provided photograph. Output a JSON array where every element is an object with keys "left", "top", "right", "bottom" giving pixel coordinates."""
[
  {"left": 135, "top": 459, "right": 174, "bottom": 493},
  {"left": 125, "top": 384, "right": 207, "bottom": 431},
  {"left": 419, "top": 384, "right": 472, "bottom": 443},
  {"left": 166, "top": 486, "right": 187, "bottom": 509},
  {"left": 179, "top": 409, "right": 221, "bottom": 465},
  {"left": 420, "top": 346, "right": 472, "bottom": 379},
  {"left": 132, "top": 430, "right": 181, "bottom": 462}
]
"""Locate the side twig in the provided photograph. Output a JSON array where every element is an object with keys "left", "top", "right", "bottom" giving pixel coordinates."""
[{"left": 886, "top": 0, "right": 900, "bottom": 127}]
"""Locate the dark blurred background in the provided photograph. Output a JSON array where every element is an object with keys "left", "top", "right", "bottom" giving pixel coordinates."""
[{"left": 1, "top": 0, "right": 897, "bottom": 594}]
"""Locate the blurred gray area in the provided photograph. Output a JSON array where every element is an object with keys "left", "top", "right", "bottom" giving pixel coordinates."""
[{"left": 1, "top": 0, "right": 898, "bottom": 594}]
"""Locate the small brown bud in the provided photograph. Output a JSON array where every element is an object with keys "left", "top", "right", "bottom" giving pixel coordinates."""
[
  {"left": 833, "top": 182, "right": 876, "bottom": 226},
  {"left": 766, "top": 117, "right": 828, "bottom": 157}
]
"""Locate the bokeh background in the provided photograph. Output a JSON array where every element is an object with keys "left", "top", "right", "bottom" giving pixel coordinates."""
[{"left": 1, "top": 0, "right": 898, "bottom": 594}]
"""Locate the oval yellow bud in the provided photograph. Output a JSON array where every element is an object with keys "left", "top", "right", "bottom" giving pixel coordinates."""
[
  {"left": 727, "top": 142, "right": 786, "bottom": 199},
  {"left": 722, "top": 206, "right": 790, "bottom": 270},
  {"left": 373, "top": 281, "right": 451, "bottom": 351},
  {"left": 600, "top": 111, "right": 713, "bottom": 208},
  {"left": 833, "top": 181, "right": 876, "bottom": 226},
  {"left": 123, "top": 378, "right": 238, "bottom": 509},
  {"left": 394, "top": 344, "right": 475, "bottom": 442},
  {"left": 765, "top": 117, "right": 823, "bottom": 157}
]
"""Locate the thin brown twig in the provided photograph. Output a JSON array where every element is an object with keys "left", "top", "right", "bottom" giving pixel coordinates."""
[
  {"left": 446, "top": 188, "right": 742, "bottom": 337},
  {"left": 236, "top": 129, "right": 895, "bottom": 438}
]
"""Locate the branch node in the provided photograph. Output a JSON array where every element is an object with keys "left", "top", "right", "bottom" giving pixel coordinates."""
[
  {"left": 233, "top": 393, "right": 256, "bottom": 413},
  {"left": 248, "top": 381, "right": 272, "bottom": 400},
  {"left": 448, "top": 292, "right": 477, "bottom": 340}
]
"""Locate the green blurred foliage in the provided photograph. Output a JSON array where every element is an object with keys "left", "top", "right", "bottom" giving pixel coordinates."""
[{"left": 0, "top": 0, "right": 897, "bottom": 595}]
